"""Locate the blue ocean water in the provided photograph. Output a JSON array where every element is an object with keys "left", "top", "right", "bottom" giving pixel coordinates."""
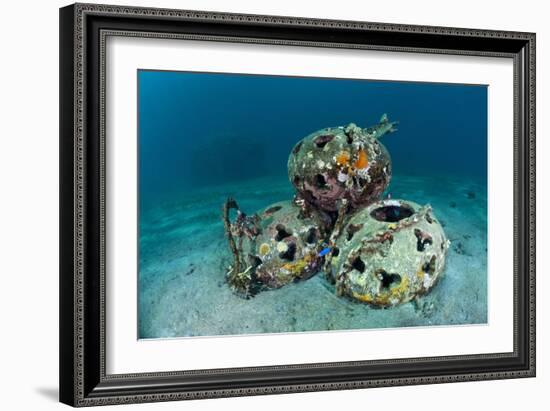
[{"left": 138, "top": 70, "right": 488, "bottom": 339}]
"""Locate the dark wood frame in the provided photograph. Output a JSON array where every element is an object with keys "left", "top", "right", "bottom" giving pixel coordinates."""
[{"left": 60, "top": 3, "right": 536, "bottom": 407}]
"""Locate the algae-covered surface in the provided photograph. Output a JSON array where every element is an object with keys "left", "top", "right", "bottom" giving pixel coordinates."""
[{"left": 138, "top": 173, "right": 487, "bottom": 339}]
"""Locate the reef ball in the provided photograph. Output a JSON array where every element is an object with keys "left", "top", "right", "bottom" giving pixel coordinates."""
[
  {"left": 223, "top": 199, "right": 331, "bottom": 297},
  {"left": 328, "top": 198, "right": 449, "bottom": 307},
  {"left": 287, "top": 115, "right": 397, "bottom": 212}
]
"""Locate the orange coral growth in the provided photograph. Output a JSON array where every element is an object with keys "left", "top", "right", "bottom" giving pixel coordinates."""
[
  {"left": 335, "top": 151, "right": 351, "bottom": 166},
  {"left": 354, "top": 149, "right": 369, "bottom": 169}
]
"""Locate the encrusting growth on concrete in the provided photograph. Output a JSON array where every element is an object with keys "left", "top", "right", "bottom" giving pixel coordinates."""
[{"left": 222, "top": 114, "right": 449, "bottom": 306}]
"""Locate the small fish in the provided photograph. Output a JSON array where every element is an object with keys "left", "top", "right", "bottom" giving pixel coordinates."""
[{"left": 318, "top": 247, "right": 331, "bottom": 257}]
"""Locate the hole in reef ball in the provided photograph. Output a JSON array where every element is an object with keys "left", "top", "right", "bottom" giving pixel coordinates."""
[
  {"left": 376, "top": 269, "right": 402, "bottom": 289},
  {"left": 414, "top": 228, "right": 433, "bottom": 252},
  {"left": 292, "top": 141, "right": 303, "bottom": 154},
  {"left": 275, "top": 224, "right": 292, "bottom": 241},
  {"left": 346, "top": 223, "right": 364, "bottom": 241},
  {"left": 305, "top": 227, "right": 318, "bottom": 244},
  {"left": 315, "top": 174, "right": 328, "bottom": 189},
  {"left": 351, "top": 256, "right": 366, "bottom": 273},
  {"left": 370, "top": 205, "right": 414, "bottom": 222},
  {"left": 279, "top": 242, "right": 297, "bottom": 261},
  {"left": 422, "top": 255, "right": 437, "bottom": 275},
  {"left": 264, "top": 205, "right": 282, "bottom": 215},
  {"left": 313, "top": 134, "right": 335, "bottom": 148}
]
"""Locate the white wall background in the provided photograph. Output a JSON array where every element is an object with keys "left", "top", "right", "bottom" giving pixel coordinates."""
[{"left": 0, "top": 0, "right": 546, "bottom": 409}]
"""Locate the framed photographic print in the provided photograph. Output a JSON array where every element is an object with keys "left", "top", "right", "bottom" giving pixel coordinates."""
[{"left": 59, "top": 3, "right": 536, "bottom": 407}]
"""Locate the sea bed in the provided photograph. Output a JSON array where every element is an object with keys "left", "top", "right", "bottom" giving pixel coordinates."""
[{"left": 138, "top": 174, "right": 487, "bottom": 339}]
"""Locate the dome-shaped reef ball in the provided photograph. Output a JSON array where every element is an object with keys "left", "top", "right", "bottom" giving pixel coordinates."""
[
  {"left": 327, "top": 198, "right": 449, "bottom": 307},
  {"left": 288, "top": 114, "right": 397, "bottom": 212},
  {"left": 222, "top": 199, "right": 331, "bottom": 298}
]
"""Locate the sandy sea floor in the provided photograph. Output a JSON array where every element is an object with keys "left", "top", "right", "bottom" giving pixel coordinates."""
[{"left": 138, "top": 174, "right": 487, "bottom": 339}]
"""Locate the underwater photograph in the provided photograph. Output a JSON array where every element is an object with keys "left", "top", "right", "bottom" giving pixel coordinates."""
[{"left": 138, "top": 70, "right": 488, "bottom": 339}]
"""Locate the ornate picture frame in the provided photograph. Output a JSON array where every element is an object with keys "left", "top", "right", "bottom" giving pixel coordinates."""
[{"left": 59, "top": 3, "right": 535, "bottom": 407}]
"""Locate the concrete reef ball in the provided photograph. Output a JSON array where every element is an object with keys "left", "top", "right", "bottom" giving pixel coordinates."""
[
  {"left": 224, "top": 200, "right": 331, "bottom": 297},
  {"left": 288, "top": 115, "right": 397, "bottom": 212},
  {"left": 328, "top": 199, "right": 449, "bottom": 307}
]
